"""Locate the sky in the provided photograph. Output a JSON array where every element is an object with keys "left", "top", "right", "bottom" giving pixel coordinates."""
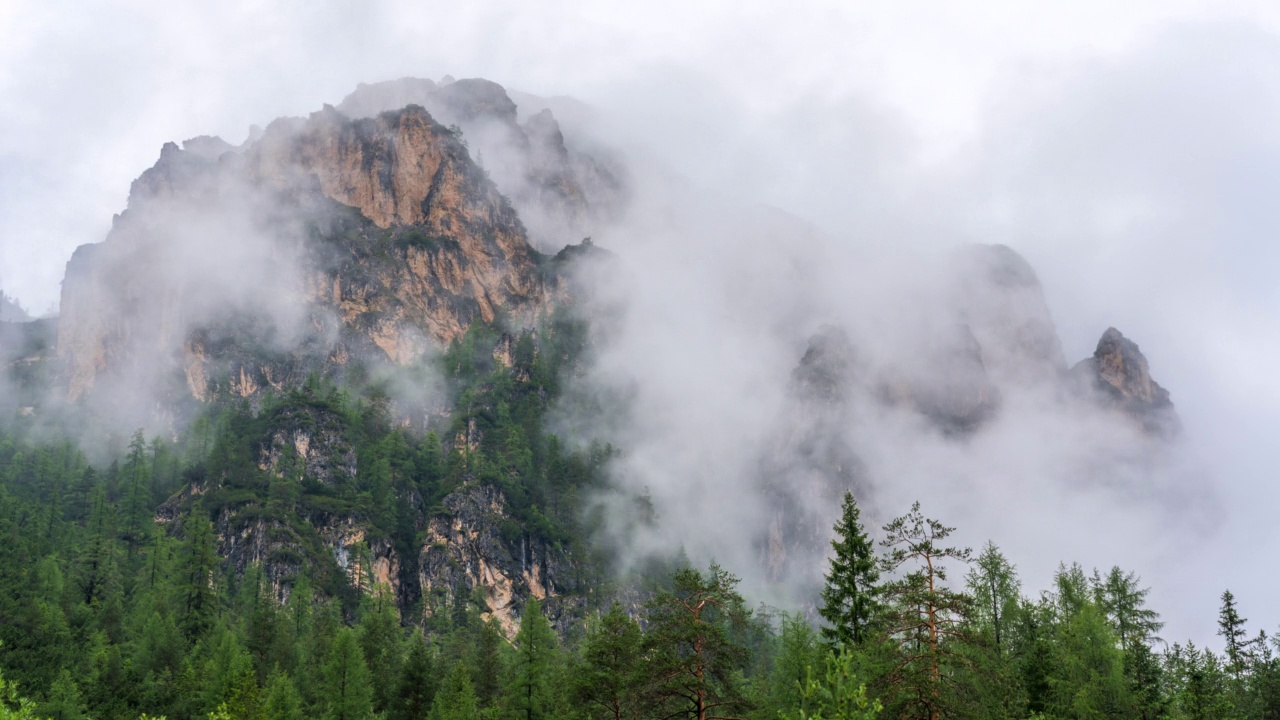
[{"left": 3, "top": 0, "right": 1280, "bottom": 646}]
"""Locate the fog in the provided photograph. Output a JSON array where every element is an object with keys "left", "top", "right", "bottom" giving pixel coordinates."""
[{"left": 4, "top": 1, "right": 1280, "bottom": 648}]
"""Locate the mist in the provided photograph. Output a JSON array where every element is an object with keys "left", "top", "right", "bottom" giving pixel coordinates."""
[{"left": 5, "top": 2, "right": 1280, "bottom": 648}]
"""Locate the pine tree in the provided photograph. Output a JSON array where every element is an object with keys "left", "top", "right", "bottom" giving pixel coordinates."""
[
  {"left": 819, "top": 491, "right": 880, "bottom": 649},
  {"left": 877, "top": 501, "right": 974, "bottom": 720},
  {"left": 323, "top": 627, "right": 374, "bottom": 720},
  {"left": 642, "top": 563, "right": 752, "bottom": 720},
  {"left": 506, "top": 597, "right": 560, "bottom": 720}
]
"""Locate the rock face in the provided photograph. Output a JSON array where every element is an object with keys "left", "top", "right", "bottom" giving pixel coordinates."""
[
  {"left": 57, "top": 102, "right": 551, "bottom": 417},
  {"left": 163, "top": 389, "right": 580, "bottom": 637},
  {"left": 338, "top": 77, "right": 627, "bottom": 249},
  {"left": 419, "top": 485, "right": 583, "bottom": 637},
  {"left": 758, "top": 326, "right": 864, "bottom": 590},
  {"left": 1072, "top": 327, "right": 1178, "bottom": 435}
]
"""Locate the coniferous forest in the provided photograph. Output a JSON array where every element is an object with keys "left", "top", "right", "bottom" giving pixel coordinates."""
[{"left": 0, "top": 316, "right": 1276, "bottom": 720}]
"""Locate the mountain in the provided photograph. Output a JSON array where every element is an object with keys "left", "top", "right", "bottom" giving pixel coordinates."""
[{"left": 6, "top": 75, "right": 1185, "bottom": 637}]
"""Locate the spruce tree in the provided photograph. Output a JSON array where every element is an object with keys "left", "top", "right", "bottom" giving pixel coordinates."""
[{"left": 818, "top": 491, "right": 880, "bottom": 649}]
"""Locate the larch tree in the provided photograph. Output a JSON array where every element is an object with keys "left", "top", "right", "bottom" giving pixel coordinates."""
[
  {"left": 506, "top": 597, "right": 561, "bottom": 720},
  {"left": 323, "top": 626, "right": 374, "bottom": 720},
  {"left": 1097, "top": 566, "right": 1163, "bottom": 653},
  {"left": 1218, "top": 590, "right": 1255, "bottom": 679},
  {"left": 964, "top": 541, "right": 1019, "bottom": 658}
]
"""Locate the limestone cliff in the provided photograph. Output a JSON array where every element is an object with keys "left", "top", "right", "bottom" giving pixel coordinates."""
[
  {"left": 338, "top": 77, "right": 627, "bottom": 249},
  {"left": 58, "top": 102, "right": 551, "bottom": 418}
]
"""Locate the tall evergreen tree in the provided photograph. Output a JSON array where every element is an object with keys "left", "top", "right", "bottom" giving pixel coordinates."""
[
  {"left": 573, "top": 602, "right": 645, "bottom": 720},
  {"left": 323, "top": 627, "right": 374, "bottom": 720},
  {"left": 1098, "top": 566, "right": 1163, "bottom": 653},
  {"left": 964, "top": 541, "right": 1019, "bottom": 658},
  {"left": 393, "top": 630, "right": 438, "bottom": 720},
  {"left": 261, "top": 670, "right": 305, "bottom": 720},
  {"left": 819, "top": 492, "right": 880, "bottom": 649},
  {"left": 1218, "top": 590, "right": 1254, "bottom": 678},
  {"left": 178, "top": 507, "right": 219, "bottom": 640},
  {"left": 505, "top": 597, "right": 560, "bottom": 720},
  {"left": 431, "top": 662, "right": 480, "bottom": 720}
]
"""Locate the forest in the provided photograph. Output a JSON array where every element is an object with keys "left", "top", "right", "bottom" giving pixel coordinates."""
[{"left": 0, "top": 319, "right": 1276, "bottom": 720}]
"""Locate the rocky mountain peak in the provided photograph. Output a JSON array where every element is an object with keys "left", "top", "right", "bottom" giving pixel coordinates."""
[
  {"left": 56, "top": 100, "right": 549, "bottom": 413},
  {"left": 1072, "top": 327, "right": 1178, "bottom": 435}
]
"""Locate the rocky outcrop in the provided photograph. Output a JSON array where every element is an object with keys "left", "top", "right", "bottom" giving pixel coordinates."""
[
  {"left": 1071, "top": 327, "right": 1178, "bottom": 435},
  {"left": 757, "top": 327, "right": 864, "bottom": 588},
  {"left": 57, "top": 102, "right": 549, "bottom": 416},
  {"left": 338, "top": 77, "right": 627, "bottom": 249},
  {"left": 419, "top": 484, "right": 581, "bottom": 637}
]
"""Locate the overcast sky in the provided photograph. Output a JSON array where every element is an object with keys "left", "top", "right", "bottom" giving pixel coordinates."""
[{"left": 4, "top": 0, "right": 1280, "bottom": 645}]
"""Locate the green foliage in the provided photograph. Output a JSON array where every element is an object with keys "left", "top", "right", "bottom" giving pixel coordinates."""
[
  {"left": 430, "top": 663, "right": 480, "bottom": 720},
  {"left": 0, "top": 317, "right": 1276, "bottom": 720},
  {"left": 642, "top": 563, "right": 753, "bottom": 719},
  {"left": 504, "top": 598, "right": 560, "bottom": 720},
  {"left": 819, "top": 492, "right": 880, "bottom": 650},
  {"left": 323, "top": 627, "right": 374, "bottom": 720},
  {"left": 781, "top": 650, "right": 881, "bottom": 720},
  {"left": 572, "top": 602, "right": 645, "bottom": 720}
]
